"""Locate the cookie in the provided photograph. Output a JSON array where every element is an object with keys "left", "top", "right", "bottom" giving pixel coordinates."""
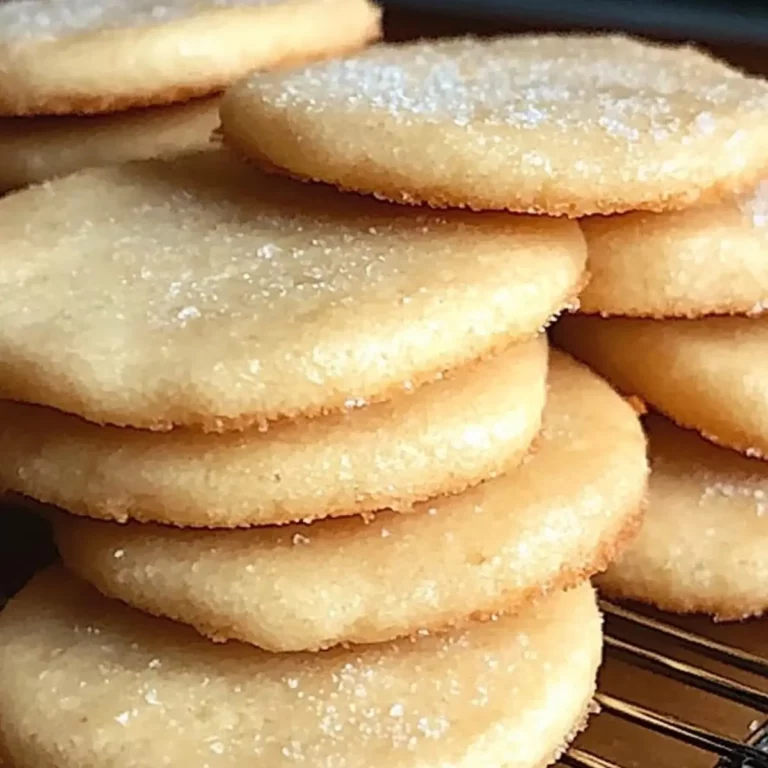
[
  {"left": 0, "top": 569, "right": 601, "bottom": 768},
  {"left": 0, "top": 0, "right": 381, "bottom": 116},
  {"left": 598, "top": 414, "right": 768, "bottom": 620},
  {"left": 52, "top": 352, "right": 647, "bottom": 651},
  {"left": 0, "top": 97, "right": 220, "bottom": 193},
  {"left": 553, "top": 314, "right": 768, "bottom": 458},
  {"left": 220, "top": 35, "right": 768, "bottom": 217},
  {"left": 0, "top": 149, "right": 586, "bottom": 431},
  {"left": 0, "top": 337, "right": 547, "bottom": 528},
  {"left": 579, "top": 181, "right": 768, "bottom": 317}
]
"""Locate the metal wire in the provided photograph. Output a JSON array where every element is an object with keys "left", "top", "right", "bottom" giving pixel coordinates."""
[
  {"left": 561, "top": 602, "right": 768, "bottom": 768},
  {"left": 596, "top": 693, "right": 768, "bottom": 766},
  {"left": 600, "top": 600, "right": 768, "bottom": 678},
  {"left": 603, "top": 635, "right": 768, "bottom": 712}
]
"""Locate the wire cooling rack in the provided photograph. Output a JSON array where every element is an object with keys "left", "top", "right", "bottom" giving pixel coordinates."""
[{"left": 561, "top": 601, "right": 768, "bottom": 768}]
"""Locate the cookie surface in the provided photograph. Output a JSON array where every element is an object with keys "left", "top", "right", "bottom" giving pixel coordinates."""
[
  {"left": 0, "top": 0, "right": 381, "bottom": 115},
  {"left": 0, "top": 337, "right": 547, "bottom": 528},
  {"left": 0, "top": 569, "right": 601, "bottom": 768},
  {"left": 598, "top": 414, "right": 768, "bottom": 620},
  {"left": 0, "top": 149, "right": 585, "bottom": 430},
  {"left": 0, "top": 97, "right": 220, "bottom": 193},
  {"left": 579, "top": 181, "right": 768, "bottom": 317},
  {"left": 221, "top": 35, "right": 768, "bottom": 216},
  {"left": 53, "top": 352, "right": 647, "bottom": 651},
  {"left": 553, "top": 314, "right": 768, "bottom": 458}
]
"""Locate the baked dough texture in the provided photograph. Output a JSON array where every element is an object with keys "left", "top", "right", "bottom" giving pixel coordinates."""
[
  {"left": 599, "top": 414, "right": 768, "bottom": 620},
  {"left": 53, "top": 352, "right": 648, "bottom": 651},
  {"left": 0, "top": 337, "right": 548, "bottom": 528},
  {"left": 553, "top": 314, "right": 768, "bottom": 459},
  {"left": 0, "top": 569, "right": 601, "bottom": 768},
  {"left": 0, "top": 149, "right": 586, "bottom": 430},
  {"left": 0, "top": 0, "right": 381, "bottom": 115},
  {"left": 0, "top": 97, "right": 220, "bottom": 192},
  {"left": 578, "top": 181, "right": 768, "bottom": 317},
  {"left": 221, "top": 35, "right": 768, "bottom": 216}
]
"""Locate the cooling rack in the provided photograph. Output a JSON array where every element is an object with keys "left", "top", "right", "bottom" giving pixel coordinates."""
[{"left": 560, "top": 601, "right": 768, "bottom": 768}]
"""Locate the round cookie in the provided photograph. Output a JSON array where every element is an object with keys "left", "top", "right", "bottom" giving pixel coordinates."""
[
  {"left": 53, "top": 352, "right": 648, "bottom": 652},
  {"left": 579, "top": 181, "right": 768, "bottom": 317},
  {"left": 220, "top": 35, "right": 768, "bottom": 217},
  {"left": 0, "top": 337, "right": 548, "bottom": 528},
  {"left": 0, "top": 0, "right": 381, "bottom": 116},
  {"left": 0, "top": 97, "right": 221, "bottom": 193},
  {"left": 0, "top": 569, "right": 601, "bottom": 768},
  {"left": 598, "top": 413, "right": 768, "bottom": 620},
  {"left": 0, "top": 148, "right": 586, "bottom": 431},
  {"left": 553, "top": 314, "right": 768, "bottom": 458}
]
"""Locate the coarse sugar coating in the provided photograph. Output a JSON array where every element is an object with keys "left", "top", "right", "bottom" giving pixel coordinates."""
[
  {"left": 0, "top": 337, "right": 548, "bottom": 528},
  {"left": 578, "top": 180, "right": 768, "bottom": 317},
  {"left": 221, "top": 34, "right": 768, "bottom": 216},
  {"left": 0, "top": 0, "right": 381, "bottom": 115},
  {"left": 53, "top": 352, "right": 648, "bottom": 651},
  {"left": 0, "top": 97, "right": 221, "bottom": 193},
  {"left": 553, "top": 314, "right": 768, "bottom": 458},
  {"left": 0, "top": 568, "right": 601, "bottom": 768},
  {"left": 0, "top": 149, "right": 586, "bottom": 430},
  {"left": 599, "top": 413, "right": 768, "bottom": 620}
]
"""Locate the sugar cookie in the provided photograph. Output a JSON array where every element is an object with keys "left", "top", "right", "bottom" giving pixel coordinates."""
[
  {"left": 221, "top": 35, "right": 768, "bottom": 216},
  {"left": 0, "top": 97, "right": 220, "bottom": 193},
  {"left": 0, "top": 337, "right": 547, "bottom": 528},
  {"left": 0, "top": 149, "right": 585, "bottom": 430},
  {"left": 598, "top": 414, "right": 768, "bottom": 620},
  {"left": 0, "top": 569, "right": 600, "bottom": 768},
  {"left": 0, "top": 0, "right": 381, "bottom": 116},
  {"left": 553, "top": 314, "right": 768, "bottom": 458},
  {"left": 579, "top": 181, "right": 768, "bottom": 317},
  {"left": 53, "top": 352, "right": 647, "bottom": 651}
]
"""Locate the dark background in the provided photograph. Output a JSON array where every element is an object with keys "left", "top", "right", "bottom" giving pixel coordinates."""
[
  {"left": 386, "top": 0, "right": 768, "bottom": 46},
  {"left": 384, "top": 0, "right": 768, "bottom": 73}
]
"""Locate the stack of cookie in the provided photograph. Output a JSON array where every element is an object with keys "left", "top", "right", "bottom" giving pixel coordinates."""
[
  {"left": 555, "top": 188, "right": 768, "bottom": 621},
  {"left": 0, "top": 35, "right": 657, "bottom": 768},
  {"left": 0, "top": 141, "right": 647, "bottom": 767},
  {"left": 0, "top": 0, "right": 380, "bottom": 192},
  {"left": 218, "top": 32, "right": 768, "bottom": 624},
  {"left": 4, "top": 30, "right": 763, "bottom": 768}
]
